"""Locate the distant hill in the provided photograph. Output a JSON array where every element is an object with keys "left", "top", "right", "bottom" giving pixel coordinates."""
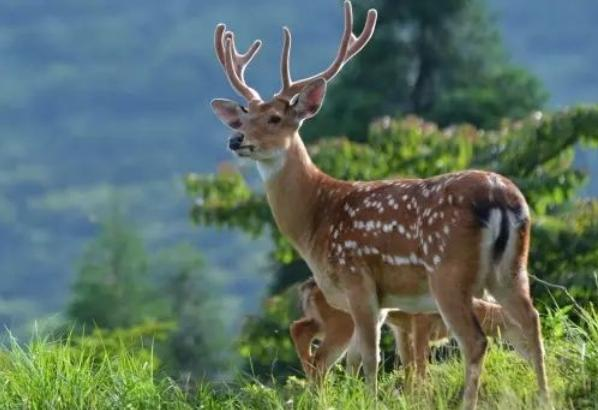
[
  {"left": 490, "top": 0, "right": 598, "bottom": 108},
  {"left": 0, "top": 0, "right": 596, "bottom": 333}
]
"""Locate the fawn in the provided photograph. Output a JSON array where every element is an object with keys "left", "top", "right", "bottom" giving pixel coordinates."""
[{"left": 291, "top": 277, "right": 526, "bottom": 383}]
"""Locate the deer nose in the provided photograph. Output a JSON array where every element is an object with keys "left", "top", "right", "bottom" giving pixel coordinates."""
[{"left": 228, "top": 133, "right": 244, "bottom": 150}]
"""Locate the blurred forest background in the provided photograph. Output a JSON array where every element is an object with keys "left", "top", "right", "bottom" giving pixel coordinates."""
[{"left": 1, "top": 0, "right": 598, "bottom": 381}]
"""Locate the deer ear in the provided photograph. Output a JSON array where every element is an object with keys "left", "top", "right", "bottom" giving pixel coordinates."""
[
  {"left": 293, "top": 78, "right": 327, "bottom": 120},
  {"left": 211, "top": 99, "right": 245, "bottom": 129}
]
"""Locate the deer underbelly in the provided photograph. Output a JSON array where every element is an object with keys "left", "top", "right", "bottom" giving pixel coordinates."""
[{"left": 381, "top": 293, "right": 438, "bottom": 313}]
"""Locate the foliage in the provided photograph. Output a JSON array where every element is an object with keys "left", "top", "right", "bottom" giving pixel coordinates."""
[
  {"left": 186, "top": 105, "right": 598, "bottom": 377},
  {"left": 67, "top": 208, "right": 229, "bottom": 380},
  {"left": 0, "top": 306, "right": 597, "bottom": 408},
  {"left": 152, "top": 243, "right": 232, "bottom": 380},
  {"left": 237, "top": 286, "right": 302, "bottom": 380},
  {"left": 304, "top": 0, "right": 547, "bottom": 141},
  {"left": 186, "top": 171, "right": 272, "bottom": 237},
  {"left": 67, "top": 206, "right": 154, "bottom": 329},
  {"left": 530, "top": 204, "right": 598, "bottom": 306}
]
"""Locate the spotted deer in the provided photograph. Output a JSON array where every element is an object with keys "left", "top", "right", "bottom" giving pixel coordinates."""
[
  {"left": 210, "top": 1, "right": 548, "bottom": 408},
  {"left": 290, "top": 278, "right": 526, "bottom": 383}
]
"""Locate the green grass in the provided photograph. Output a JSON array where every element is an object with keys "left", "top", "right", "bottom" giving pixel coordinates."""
[
  {"left": 0, "top": 306, "right": 596, "bottom": 409},
  {"left": 0, "top": 336, "right": 188, "bottom": 409}
]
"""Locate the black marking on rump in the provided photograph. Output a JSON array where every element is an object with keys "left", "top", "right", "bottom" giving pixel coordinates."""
[
  {"left": 472, "top": 200, "right": 509, "bottom": 262},
  {"left": 509, "top": 204, "right": 529, "bottom": 226},
  {"left": 494, "top": 208, "right": 509, "bottom": 262},
  {"left": 472, "top": 200, "right": 491, "bottom": 227}
]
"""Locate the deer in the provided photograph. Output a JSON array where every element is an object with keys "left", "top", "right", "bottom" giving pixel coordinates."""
[
  {"left": 210, "top": 1, "right": 548, "bottom": 408},
  {"left": 290, "top": 277, "right": 527, "bottom": 384}
]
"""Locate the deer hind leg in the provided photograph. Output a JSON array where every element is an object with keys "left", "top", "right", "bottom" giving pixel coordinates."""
[
  {"left": 430, "top": 274, "right": 487, "bottom": 410},
  {"left": 489, "top": 272, "right": 548, "bottom": 399},
  {"left": 488, "top": 214, "right": 549, "bottom": 400},
  {"left": 344, "top": 275, "right": 382, "bottom": 390}
]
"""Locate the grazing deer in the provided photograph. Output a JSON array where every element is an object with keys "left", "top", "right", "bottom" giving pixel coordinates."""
[
  {"left": 210, "top": 1, "right": 548, "bottom": 408},
  {"left": 290, "top": 278, "right": 526, "bottom": 383}
]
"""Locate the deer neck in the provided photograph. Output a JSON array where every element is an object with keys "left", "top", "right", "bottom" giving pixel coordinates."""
[{"left": 258, "top": 134, "right": 326, "bottom": 252}]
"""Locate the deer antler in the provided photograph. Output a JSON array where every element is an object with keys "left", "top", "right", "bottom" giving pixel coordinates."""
[
  {"left": 214, "top": 24, "right": 262, "bottom": 102},
  {"left": 277, "top": 0, "right": 377, "bottom": 101}
]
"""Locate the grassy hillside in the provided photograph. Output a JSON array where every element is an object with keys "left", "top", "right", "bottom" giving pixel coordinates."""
[
  {"left": 489, "top": 0, "right": 598, "bottom": 108},
  {"left": 0, "top": 305, "right": 596, "bottom": 409}
]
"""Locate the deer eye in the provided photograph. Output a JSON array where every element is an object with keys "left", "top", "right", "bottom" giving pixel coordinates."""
[
  {"left": 268, "top": 115, "right": 282, "bottom": 124},
  {"left": 240, "top": 106, "right": 248, "bottom": 113}
]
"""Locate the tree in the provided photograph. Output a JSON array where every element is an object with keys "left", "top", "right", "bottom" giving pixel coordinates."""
[
  {"left": 304, "top": 0, "right": 547, "bottom": 141},
  {"left": 67, "top": 206, "right": 153, "bottom": 329},
  {"left": 67, "top": 206, "right": 231, "bottom": 379},
  {"left": 152, "top": 243, "right": 231, "bottom": 380}
]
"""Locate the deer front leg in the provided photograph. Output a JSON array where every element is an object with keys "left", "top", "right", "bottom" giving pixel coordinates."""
[
  {"left": 345, "top": 278, "right": 381, "bottom": 390},
  {"left": 290, "top": 318, "right": 320, "bottom": 379},
  {"left": 389, "top": 322, "right": 415, "bottom": 383},
  {"left": 345, "top": 334, "right": 362, "bottom": 376}
]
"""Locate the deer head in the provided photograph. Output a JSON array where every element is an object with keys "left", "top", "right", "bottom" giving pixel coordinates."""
[{"left": 211, "top": 1, "right": 377, "bottom": 163}]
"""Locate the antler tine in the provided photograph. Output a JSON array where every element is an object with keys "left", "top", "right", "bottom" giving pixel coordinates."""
[
  {"left": 276, "top": 1, "right": 352, "bottom": 99},
  {"left": 214, "top": 24, "right": 262, "bottom": 102},
  {"left": 308, "top": 0, "right": 353, "bottom": 83},
  {"left": 214, "top": 24, "right": 227, "bottom": 67},
  {"left": 226, "top": 32, "right": 262, "bottom": 83},
  {"left": 223, "top": 37, "right": 262, "bottom": 101},
  {"left": 346, "top": 9, "right": 377, "bottom": 60},
  {"left": 277, "top": 1, "right": 377, "bottom": 101},
  {"left": 280, "top": 27, "right": 292, "bottom": 90}
]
